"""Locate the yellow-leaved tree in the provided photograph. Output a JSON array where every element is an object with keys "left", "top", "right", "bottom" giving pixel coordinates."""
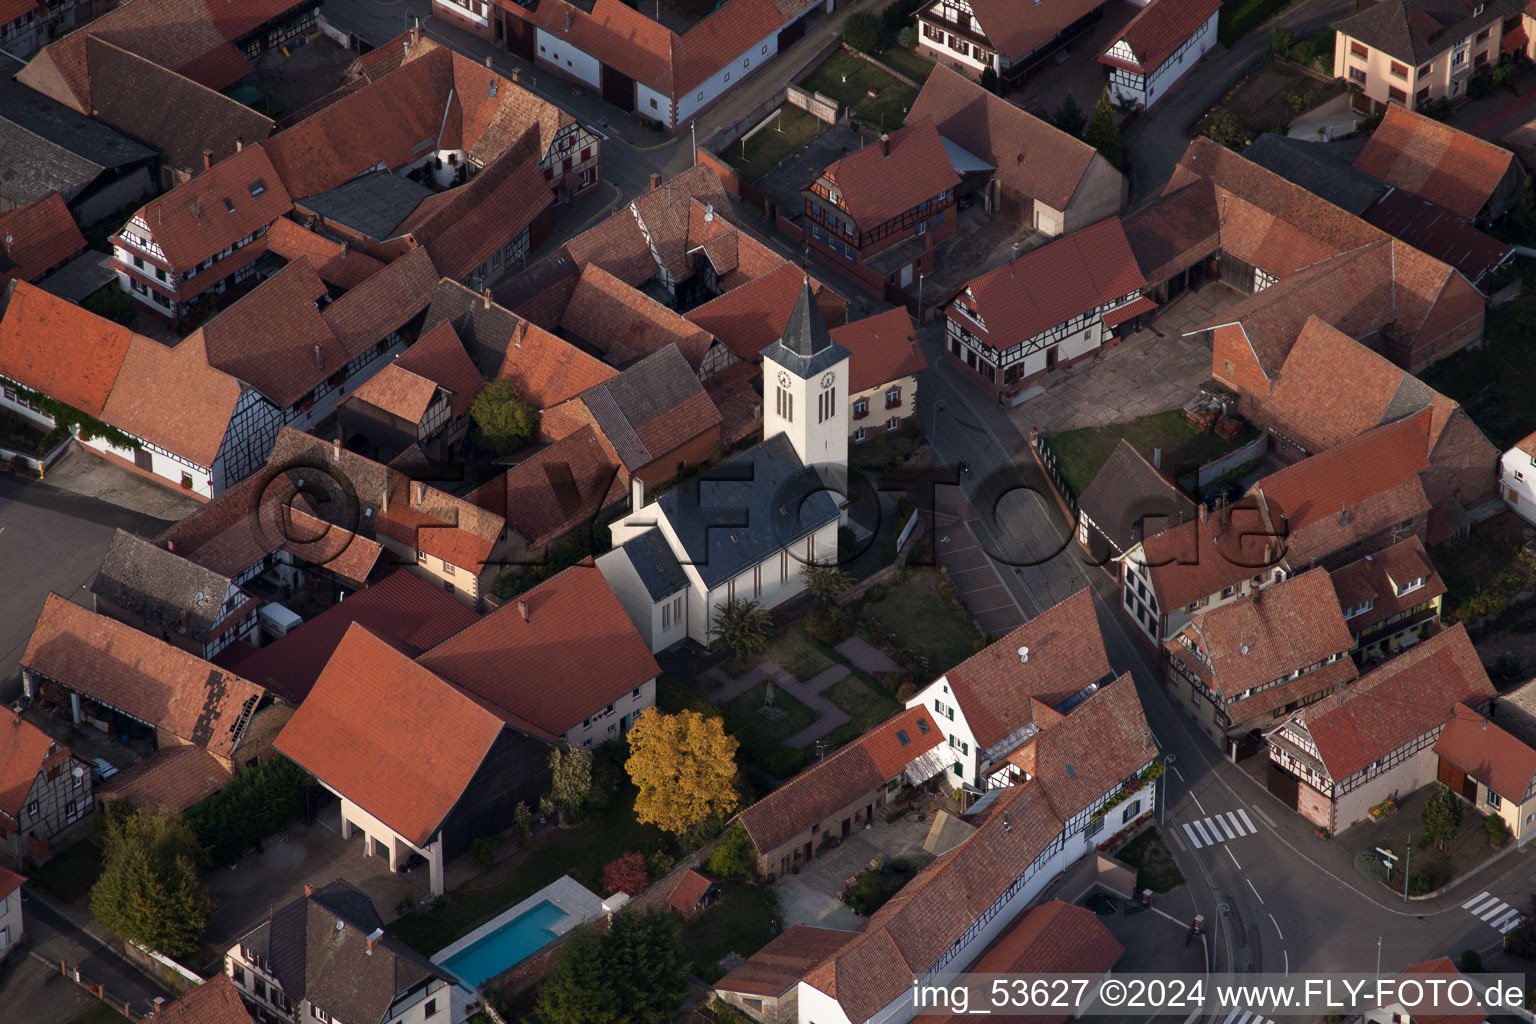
[{"left": 625, "top": 707, "right": 740, "bottom": 837}]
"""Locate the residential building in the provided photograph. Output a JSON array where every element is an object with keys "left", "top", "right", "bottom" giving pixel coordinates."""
[
  {"left": 109, "top": 145, "right": 293, "bottom": 323},
  {"left": 1328, "top": 537, "right": 1446, "bottom": 665},
  {"left": 685, "top": 263, "right": 850, "bottom": 371},
  {"left": 226, "top": 880, "right": 466, "bottom": 1022},
  {"left": 1238, "top": 316, "right": 1500, "bottom": 522},
  {"left": 737, "top": 707, "right": 948, "bottom": 879},
  {"left": 440, "top": 0, "right": 825, "bottom": 129},
  {"left": 829, "top": 308, "right": 926, "bottom": 442},
  {"left": 142, "top": 974, "right": 254, "bottom": 1024},
  {"left": 600, "top": 282, "right": 846, "bottom": 652},
  {"left": 714, "top": 926, "right": 851, "bottom": 1023},
  {"left": 472, "top": 426, "right": 628, "bottom": 559},
  {"left": 19, "top": 36, "right": 276, "bottom": 189},
  {"left": 1501, "top": 430, "right": 1536, "bottom": 525},
  {"left": 0, "top": 713, "right": 92, "bottom": 867},
  {"left": 1264, "top": 624, "right": 1493, "bottom": 833},
  {"left": 1332, "top": 0, "right": 1523, "bottom": 112},
  {"left": 417, "top": 562, "right": 661, "bottom": 749},
  {"left": 0, "top": 281, "right": 246, "bottom": 498},
  {"left": 0, "top": 865, "right": 23, "bottom": 961},
  {"left": 943, "top": 217, "right": 1150, "bottom": 401},
  {"left": 903, "top": 589, "right": 1115, "bottom": 792},
  {"left": 0, "top": 0, "right": 45, "bottom": 58},
  {"left": 1363, "top": 960, "right": 1488, "bottom": 1024},
  {"left": 0, "top": 192, "right": 87, "bottom": 287},
  {"left": 264, "top": 218, "right": 386, "bottom": 291},
  {"left": 1074, "top": 438, "right": 1196, "bottom": 565},
  {"left": 90, "top": 529, "right": 261, "bottom": 661},
  {"left": 1100, "top": 0, "right": 1221, "bottom": 110},
  {"left": 21, "top": 595, "right": 290, "bottom": 774},
  {"left": 0, "top": 74, "right": 157, "bottom": 225},
  {"left": 664, "top": 868, "right": 717, "bottom": 918},
  {"left": 546, "top": 263, "right": 734, "bottom": 377},
  {"left": 275, "top": 624, "right": 557, "bottom": 893},
  {"left": 339, "top": 320, "right": 484, "bottom": 464},
  {"left": 798, "top": 119, "right": 960, "bottom": 299},
  {"left": 907, "top": 66, "right": 1125, "bottom": 236},
  {"left": 1164, "top": 569, "right": 1358, "bottom": 757},
  {"left": 1434, "top": 703, "right": 1536, "bottom": 845},
  {"left": 1352, "top": 104, "right": 1525, "bottom": 220},
  {"left": 216, "top": 569, "right": 477, "bottom": 705},
  {"left": 1121, "top": 412, "right": 1434, "bottom": 644},
  {"left": 914, "top": 0, "right": 1105, "bottom": 81}
]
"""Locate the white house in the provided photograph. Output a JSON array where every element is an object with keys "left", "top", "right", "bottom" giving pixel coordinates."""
[
  {"left": 1500, "top": 430, "right": 1536, "bottom": 526},
  {"left": 1100, "top": 0, "right": 1221, "bottom": 110},
  {"left": 601, "top": 281, "right": 847, "bottom": 652},
  {"left": 0, "top": 866, "right": 22, "bottom": 961},
  {"left": 903, "top": 589, "right": 1117, "bottom": 794}
]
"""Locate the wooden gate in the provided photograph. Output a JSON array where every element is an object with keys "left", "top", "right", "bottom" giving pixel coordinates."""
[
  {"left": 601, "top": 64, "right": 635, "bottom": 112},
  {"left": 1266, "top": 760, "right": 1300, "bottom": 810}
]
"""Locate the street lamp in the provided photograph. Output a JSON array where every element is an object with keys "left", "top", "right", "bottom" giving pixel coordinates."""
[
  {"left": 918, "top": 272, "right": 926, "bottom": 321},
  {"left": 1403, "top": 840, "right": 1412, "bottom": 902}
]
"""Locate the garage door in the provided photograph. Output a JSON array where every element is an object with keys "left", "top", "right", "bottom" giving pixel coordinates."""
[{"left": 1266, "top": 760, "right": 1300, "bottom": 811}]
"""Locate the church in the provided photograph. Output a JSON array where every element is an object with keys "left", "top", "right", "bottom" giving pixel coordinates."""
[{"left": 597, "top": 281, "right": 852, "bottom": 654}]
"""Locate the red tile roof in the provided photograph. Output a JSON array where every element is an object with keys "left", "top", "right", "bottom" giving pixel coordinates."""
[
  {"left": 391, "top": 320, "right": 483, "bottom": 420},
  {"left": 715, "top": 925, "right": 852, "bottom": 998},
  {"left": 416, "top": 563, "right": 658, "bottom": 735},
  {"left": 1137, "top": 500, "right": 1280, "bottom": 612},
  {"left": 143, "top": 972, "right": 254, "bottom": 1024},
  {"left": 831, "top": 308, "right": 926, "bottom": 393},
  {"left": 1435, "top": 703, "right": 1536, "bottom": 803},
  {"left": 1391, "top": 960, "right": 1487, "bottom": 1024},
  {"left": 1328, "top": 536, "right": 1445, "bottom": 638},
  {"left": 20, "top": 594, "right": 268, "bottom": 759},
  {"left": 101, "top": 331, "right": 242, "bottom": 469},
  {"left": 951, "top": 0, "right": 1103, "bottom": 62},
  {"left": 347, "top": 361, "right": 440, "bottom": 425},
  {"left": 738, "top": 706, "right": 944, "bottom": 854},
  {"left": 561, "top": 263, "right": 717, "bottom": 369},
  {"left": 0, "top": 192, "right": 86, "bottom": 286},
  {"left": 275, "top": 623, "right": 512, "bottom": 847},
  {"left": 1030, "top": 674, "right": 1156, "bottom": 811},
  {"left": 319, "top": 245, "right": 441, "bottom": 359},
  {"left": 471, "top": 425, "right": 625, "bottom": 548},
  {"left": 818, "top": 119, "right": 960, "bottom": 230},
  {"left": 668, "top": 868, "right": 713, "bottom": 913},
  {"left": 1300, "top": 624, "right": 1494, "bottom": 782},
  {"left": 0, "top": 279, "right": 131, "bottom": 416},
  {"left": 1099, "top": 0, "right": 1220, "bottom": 75},
  {"left": 95, "top": 744, "right": 232, "bottom": 816},
  {"left": 0, "top": 863, "right": 23, "bottom": 899},
  {"left": 218, "top": 569, "right": 478, "bottom": 704},
  {"left": 953, "top": 218, "right": 1145, "bottom": 352},
  {"left": 495, "top": 318, "right": 619, "bottom": 409},
  {"left": 686, "top": 264, "right": 846, "bottom": 362},
  {"left": 908, "top": 65, "right": 1101, "bottom": 212},
  {"left": 407, "top": 152, "right": 552, "bottom": 283},
  {"left": 265, "top": 217, "right": 385, "bottom": 290},
  {"left": 0, "top": 713, "right": 74, "bottom": 824},
  {"left": 1353, "top": 104, "right": 1518, "bottom": 220},
  {"left": 941, "top": 588, "right": 1110, "bottom": 750},
  {"left": 125, "top": 145, "right": 292, "bottom": 270}
]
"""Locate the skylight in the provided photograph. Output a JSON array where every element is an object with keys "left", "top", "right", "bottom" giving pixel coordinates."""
[
  {"left": 222, "top": 198, "right": 235, "bottom": 213},
  {"left": 896, "top": 730, "right": 910, "bottom": 746},
  {"left": 248, "top": 180, "right": 266, "bottom": 198}
]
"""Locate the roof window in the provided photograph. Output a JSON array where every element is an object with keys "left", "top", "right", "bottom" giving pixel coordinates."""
[
  {"left": 248, "top": 180, "right": 266, "bottom": 198},
  {"left": 222, "top": 198, "right": 235, "bottom": 213},
  {"left": 896, "top": 730, "right": 910, "bottom": 746}
]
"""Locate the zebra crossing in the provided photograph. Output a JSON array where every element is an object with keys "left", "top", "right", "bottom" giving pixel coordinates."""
[
  {"left": 1180, "top": 809, "right": 1258, "bottom": 849},
  {"left": 1220, "top": 1009, "right": 1278, "bottom": 1024},
  {"left": 1462, "top": 891, "right": 1526, "bottom": 934}
]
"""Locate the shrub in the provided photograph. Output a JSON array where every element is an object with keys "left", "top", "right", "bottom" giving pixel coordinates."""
[
  {"left": 895, "top": 681, "right": 917, "bottom": 701},
  {"left": 1460, "top": 949, "right": 1484, "bottom": 973},
  {"left": 1206, "top": 109, "right": 1252, "bottom": 152},
  {"left": 470, "top": 836, "right": 496, "bottom": 872},
  {"left": 864, "top": 584, "right": 887, "bottom": 604},
  {"left": 707, "top": 821, "right": 758, "bottom": 879},
  {"left": 843, "top": 11, "right": 885, "bottom": 53},
  {"left": 882, "top": 672, "right": 902, "bottom": 697},
  {"left": 843, "top": 867, "right": 908, "bottom": 915},
  {"left": 1487, "top": 813, "right": 1512, "bottom": 848},
  {"left": 979, "top": 65, "right": 998, "bottom": 94},
  {"left": 1053, "top": 91, "right": 1085, "bottom": 136},
  {"left": 647, "top": 850, "right": 676, "bottom": 878},
  {"left": 185, "top": 756, "right": 307, "bottom": 866},
  {"left": 1354, "top": 849, "right": 1388, "bottom": 883},
  {"left": 601, "top": 851, "right": 650, "bottom": 896},
  {"left": 1220, "top": 0, "right": 1290, "bottom": 46},
  {"left": 1407, "top": 872, "right": 1431, "bottom": 896},
  {"left": 804, "top": 605, "right": 852, "bottom": 645}
]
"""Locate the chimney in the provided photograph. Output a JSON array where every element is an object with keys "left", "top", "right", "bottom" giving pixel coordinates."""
[
  {"left": 565, "top": 8, "right": 573, "bottom": 31},
  {"left": 879, "top": 133, "right": 890, "bottom": 157},
  {"left": 518, "top": 599, "right": 529, "bottom": 622},
  {"left": 304, "top": 883, "right": 315, "bottom": 897},
  {"left": 411, "top": 17, "right": 420, "bottom": 45},
  {"left": 412, "top": 481, "right": 425, "bottom": 504},
  {"left": 649, "top": 173, "right": 662, "bottom": 191},
  {"left": 1198, "top": 502, "right": 1208, "bottom": 526},
  {"left": 365, "top": 927, "right": 384, "bottom": 955},
  {"left": 202, "top": 149, "right": 212, "bottom": 171},
  {"left": 511, "top": 68, "right": 521, "bottom": 84},
  {"left": 1152, "top": 447, "right": 1161, "bottom": 469},
  {"left": 313, "top": 343, "right": 324, "bottom": 371},
  {"left": 332, "top": 437, "right": 341, "bottom": 463},
  {"left": 382, "top": 487, "right": 389, "bottom": 514},
  {"left": 483, "top": 287, "right": 492, "bottom": 310},
  {"left": 236, "top": 139, "right": 243, "bottom": 153}
]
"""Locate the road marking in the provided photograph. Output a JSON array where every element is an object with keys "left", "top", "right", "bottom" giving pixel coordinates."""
[
  {"left": 1192, "top": 819, "right": 1215, "bottom": 846},
  {"left": 1183, "top": 823, "right": 1203, "bottom": 848},
  {"left": 1479, "top": 902, "right": 1508, "bottom": 922},
  {"left": 1225, "top": 811, "right": 1246, "bottom": 836},
  {"left": 1227, "top": 846, "right": 1242, "bottom": 870},
  {"left": 1222, "top": 1011, "right": 1243, "bottom": 1024},
  {"left": 1492, "top": 908, "right": 1523, "bottom": 932},
  {"left": 1172, "top": 766, "right": 1185, "bottom": 782},
  {"left": 1237, "top": 809, "right": 1258, "bottom": 833},
  {"left": 1284, "top": 950, "right": 1289, "bottom": 976},
  {"left": 1191, "top": 792, "right": 1207, "bottom": 814},
  {"left": 1248, "top": 879, "right": 1264, "bottom": 904},
  {"left": 1270, "top": 914, "right": 1284, "bottom": 940},
  {"left": 1464, "top": 891, "right": 1496, "bottom": 911}
]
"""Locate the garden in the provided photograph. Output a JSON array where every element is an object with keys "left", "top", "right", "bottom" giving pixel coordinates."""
[
  {"left": 1424, "top": 263, "right": 1536, "bottom": 453},
  {"left": 800, "top": 51, "right": 918, "bottom": 133},
  {"left": 676, "top": 882, "right": 778, "bottom": 982},
  {"left": 1045, "top": 409, "right": 1259, "bottom": 496},
  {"left": 840, "top": 858, "right": 918, "bottom": 916},
  {"left": 1351, "top": 785, "right": 1505, "bottom": 897},
  {"left": 857, "top": 566, "right": 988, "bottom": 682},
  {"left": 1192, "top": 54, "right": 1344, "bottom": 152},
  {"left": 723, "top": 103, "right": 824, "bottom": 184},
  {"left": 1113, "top": 828, "right": 1185, "bottom": 894}
]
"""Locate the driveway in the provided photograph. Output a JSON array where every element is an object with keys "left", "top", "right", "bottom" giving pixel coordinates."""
[{"left": 773, "top": 811, "right": 937, "bottom": 929}]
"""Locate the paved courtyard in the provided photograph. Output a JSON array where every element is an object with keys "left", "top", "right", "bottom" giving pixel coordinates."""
[
  {"left": 1005, "top": 283, "right": 1244, "bottom": 436},
  {"left": 774, "top": 810, "right": 939, "bottom": 929}
]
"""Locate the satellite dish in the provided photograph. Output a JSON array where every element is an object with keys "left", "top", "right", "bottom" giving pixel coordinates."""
[{"left": 1018, "top": 646, "right": 1029, "bottom": 665}]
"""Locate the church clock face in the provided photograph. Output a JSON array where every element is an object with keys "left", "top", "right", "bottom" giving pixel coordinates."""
[
  {"left": 778, "top": 371, "right": 791, "bottom": 388},
  {"left": 820, "top": 372, "right": 835, "bottom": 390}
]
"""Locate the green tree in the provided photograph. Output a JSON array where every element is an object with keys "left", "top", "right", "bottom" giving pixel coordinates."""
[
  {"left": 537, "top": 909, "right": 686, "bottom": 1024},
  {"left": 513, "top": 801, "right": 533, "bottom": 840},
  {"left": 799, "top": 561, "right": 853, "bottom": 607},
  {"left": 469, "top": 378, "right": 540, "bottom": 455},
  {"left": 90, "top": 807, "right": 213, "bottom": 960},
  {"left": 1053, "top": 90, "right": 1085, "bottom": 136},
  {"left": 709, "top": 598, "right": 773, "bottom": 659},
  {"left": 1205, "top": 109, "right": 1251, "bottom": 153},
  {"left": 979, "top": 65, "right": 999, "bottom": 95},
  {"left": 1421, "top": 785, "right": 1464, "bottom": 850},
  {"left": 843, "top": 12, "right": 885, "bottom": 54},
  {"left": 547, "top": 746, "right": 594, "bottom": 824},
  {"left": 706, "top": 820, "right": 758, "bottom": 879},
  {"left": 1085, "top": 92, "right": 1124, "bottom": 169}
]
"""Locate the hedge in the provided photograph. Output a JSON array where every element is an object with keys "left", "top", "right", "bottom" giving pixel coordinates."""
[
  {"left": 1219, "top": 0, "right": 1291, "bottom": 47},
  {"left": 185, "top": 756, "right": 309, "bottom": 865}
]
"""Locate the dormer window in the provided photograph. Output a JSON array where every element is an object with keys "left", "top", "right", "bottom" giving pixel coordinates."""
[
  {"left": 1343, "top": 599, "right": 1374, "bottom": 619},
  {"left": 1393, "top": 576, "right": 1426, "bottom": 597}
]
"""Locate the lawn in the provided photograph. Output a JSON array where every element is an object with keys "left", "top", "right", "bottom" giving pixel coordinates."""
[
  {"left": 800, "top": 51, "right": 918, "bottom": 131},
  {"left": 876, "top": 45, "right": 934, "bottom": 84},
  {"left": 389, "top": 790, "right": 669, "bottom": 955},
  {"left": 828, "top": 673, "right": 901, "bottom": 733},
  {"left": 860, "top": 569, "right": 982, "bottom": 678},
  {"left": 722, "top": 682, "right": 820, "bottom": 772},
  {"left": 33, "top": 839, "right": 104, "bottom": 902},
  {"left": 759, "top": 623, "right": 840, "bottom": 682},
  {"left": 1046, "top": 410, "right": 1258, "bottom": 497},
  {"left": 725, "top": 103, "right": 823, "bottom": 183},
  {"left": 67, "top": 1006, "right": 133, "bottom": 1024},
  {"left": 1114, "top": 828, "right": 1185, "bottom": 893},
  {"left": 677, "top": 883, "right": 778, "bottom": 982}
]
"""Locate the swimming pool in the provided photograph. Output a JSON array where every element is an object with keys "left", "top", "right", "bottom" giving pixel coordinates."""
[{"left": 438, "top": 900, "right": 571, "bottom": 988}]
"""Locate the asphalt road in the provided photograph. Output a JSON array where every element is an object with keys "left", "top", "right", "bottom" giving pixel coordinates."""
[
  {"left": 0, "top": 474, "right": 179, "bottom": 704},
  {"left": 23, "top": 891, "right": 171, "bottom": 1018}
]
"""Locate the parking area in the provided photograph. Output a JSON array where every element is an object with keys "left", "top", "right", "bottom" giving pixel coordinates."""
[
  {"left": 773, "top": 811, "right": 937, "bottom": 930},
  {"left": 933, "top": 494, "right": 1027, "bottom": 637}
]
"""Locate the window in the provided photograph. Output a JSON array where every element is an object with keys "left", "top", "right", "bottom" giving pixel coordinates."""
[
  {"left": 1418, "top": 61, "right": 1432, "bottom": 76},
  {"left": 1453, "top": 47, "right": 1466, "bottom": 67},
  {"left": 776, "top": 386, "right": 793, "bottom": 422},
  {"left": 443, "top": 580, "right": 454, "bottom": 594},
  {"left": 1350, "top": 40, "right": 1368, "bottom": 59},
  {"left": 254, "top": 979, "right": 267, "bottom": 1000},
  {"left": 854, "top": 427, "right": 866, "bottom": 442},
  {"left": 1477, "top": 27, "right": 1491, "bottom": 43},
  {"left": 426, "top": 999, "right": 439, "bottom": 1018},
  {"left": 1389, "top": 60, "right": 1407, "bottom": 79},
  {"left": 1389, "top": 85, "right": 1407, "bottom": 103},
  {"left": 1487, "top": 790, "right": 1502, "bottom": 809},
  {"left": 232, "top": 965, "right": 245, "bottom": 986},
  {"left": 885, "top": 385, "right": 902, "bottom": 408},
  {"left": 1121, "top": 799, "right": 1142, "bottom": 823},
  {"left": 1349, "top": 67, "right": 1367, "bottom": 84},
  {"left": 649, "top": 97, "right": 658, "bottom": 109},
  {"left": 26, "top": 801, "right": 36, "bottom": 817},
  {"left": 818, "top": 387, "right": 836, "bottom": 423},
  {"left": 853, "top": 397, "right": 869, "bottom": 418},
  {"left": 953, "top": 761, "right": 963, "bottom": 776},
  {"left": 887, "top": 417, "right": 899, "bottom": 431},
  {"left": 313, "top": 1007, "right": 330, "bottom": 1023},
  {"left": 632, "top": 687, "right": 642, "bottom": 700}
]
